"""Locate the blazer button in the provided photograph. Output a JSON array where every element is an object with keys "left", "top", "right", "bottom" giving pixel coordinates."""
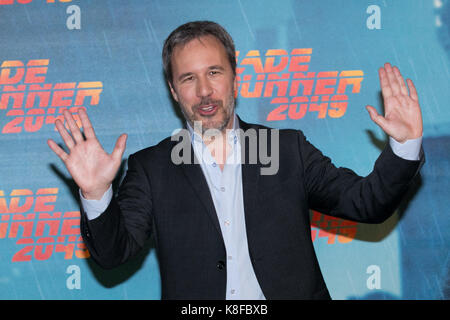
[{"left": 216, "top": 261, "right": 225, "bottom": 270}]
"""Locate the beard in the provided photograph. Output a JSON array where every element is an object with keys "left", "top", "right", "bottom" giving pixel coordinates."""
[{"left": 180, "top": 92, "right": 236, "bottom": 135}]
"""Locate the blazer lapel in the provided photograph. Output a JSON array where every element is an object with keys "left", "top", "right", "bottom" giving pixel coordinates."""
[
  {"left": 174, "top": 117, "right": 263, "bottom": 240},
  {"left": 177, "top": 142, "right": 224, "bottom": 239},
  {"left": 238, "top": 118, "right": 262, "bottom": 233}
]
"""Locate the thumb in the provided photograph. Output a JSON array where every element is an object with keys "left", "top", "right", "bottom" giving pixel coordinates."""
[
  {"left": 366, "top": 105, "right": 388, "bottom": 131},
  {"left": 111, "top": 133, "right": 127, "bottom": 160}
]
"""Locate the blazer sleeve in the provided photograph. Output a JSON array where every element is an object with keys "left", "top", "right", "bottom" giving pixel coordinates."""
[
  {"left": 80, "top": 153, "right": 153, "bottom": 269},
  {"left": 297, "top": 130, "right": 424, "bottom": 223}
]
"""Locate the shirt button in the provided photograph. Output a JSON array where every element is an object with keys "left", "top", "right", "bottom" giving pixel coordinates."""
[
  {"left": 224, "top": 220, "right": 230, "bottom": 226},
  {"left": 231, "top": 289, "right": 236, "bottom": 295},
  {"left": 212, "top": 162, "right": 217, "bottom": 167},
  {"left": 220, "top": 187, "right": 225, "bottom": 192},
  {"left": 227, "top": 255, "right": 232, "bottom": 260},
  {"left": 216, "top": 261, "right": 225, "bottom": 270}
]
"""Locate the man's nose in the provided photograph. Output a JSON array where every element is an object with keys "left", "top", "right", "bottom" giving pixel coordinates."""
[{"left": 196, "top": 77, "right": 213, "bottom": 98}]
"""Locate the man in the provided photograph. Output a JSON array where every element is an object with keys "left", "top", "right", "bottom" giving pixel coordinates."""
[{"left": 47, "top": 21, "right": 424, "bottom": 299}]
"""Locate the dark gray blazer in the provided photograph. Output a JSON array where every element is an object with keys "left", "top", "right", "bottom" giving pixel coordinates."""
[{"left": 80, "top": 117, "right": 424, "bottom": 299}]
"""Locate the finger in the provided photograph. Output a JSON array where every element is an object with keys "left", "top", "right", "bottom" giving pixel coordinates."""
[
  {"left": 379, "top": 67, "right": 393, "bottom": 99},
  {"left": 47, "top": 138, "right": 69, "bottom": 162},
  {"left": 111, "top": 133, "right": 128, "bottom": 161},
  {"left": 78, "top": 108, "right": 97, "bottom": 140},
  {"left": 63, "top": 110, "right": 84, "bottom": 143},
  {"left": 407, "top": 79, "right": 419, "bottom": 101},
  {"left": 55, "top": 119, "right": 75, "bottom": 150},
  {"left": 393, "top": 66, "right": 408, "bottom": 96},
  {"left": 366, "top": 105, "right": 389, "bottom": 132},
  {"left": 384, "top": 63, "right": 401, "bottom": 96}
]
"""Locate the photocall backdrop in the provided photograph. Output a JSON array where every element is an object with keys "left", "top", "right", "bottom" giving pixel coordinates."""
[{"left": 0, "top": 0, "right": 448, "bottom": 300}]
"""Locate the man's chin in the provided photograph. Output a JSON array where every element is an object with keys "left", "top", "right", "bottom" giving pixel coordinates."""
[{"left": 192, "top": 118, "right": 229, "bottom": 134}]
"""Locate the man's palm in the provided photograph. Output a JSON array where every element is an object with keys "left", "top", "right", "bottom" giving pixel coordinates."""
[
  {"left": 366, "top": 63, "right": 423, "bottom": 143},
  {"left": 47, "top": 109, "right": 127, "bottom": 200}
]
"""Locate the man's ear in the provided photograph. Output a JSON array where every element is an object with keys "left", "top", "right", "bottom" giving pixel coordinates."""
[{"left": 168, "top": 81, "right": 179, "bottom": 102}]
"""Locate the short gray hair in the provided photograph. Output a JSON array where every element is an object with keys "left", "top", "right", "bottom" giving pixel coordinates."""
[{"left": 162, "top": 21, "right": 236, "bottom": 86}]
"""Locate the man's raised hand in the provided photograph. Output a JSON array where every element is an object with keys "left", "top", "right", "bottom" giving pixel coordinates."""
[
  {"left": 47, "top": 108, "right": 127, "bottom": 200},
  {"left": 366, "top": 63, "right": 423, "bottom": 143}
]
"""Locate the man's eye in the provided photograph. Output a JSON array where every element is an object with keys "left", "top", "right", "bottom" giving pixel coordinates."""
[
  {"left": 182, "top": 76, "right": 194, "bottom": 82},
  {"left": 209, "top": 70, "right": 220, "bottom": 75}
]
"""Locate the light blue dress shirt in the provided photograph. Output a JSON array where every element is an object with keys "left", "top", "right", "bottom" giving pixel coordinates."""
[
  {"left": 186, "top": 114, "right": 266, "bottom": 299},
  {"left": 80, "top": 113, "right": 422, "bottom": 300}
]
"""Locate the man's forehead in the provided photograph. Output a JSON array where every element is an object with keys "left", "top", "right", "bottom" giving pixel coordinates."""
[
  {"left": 172, "top": 35, "right": 226, "bottom": 59},
  {"left": 170, "top": 35, "right": 230, "bottom": 77}
]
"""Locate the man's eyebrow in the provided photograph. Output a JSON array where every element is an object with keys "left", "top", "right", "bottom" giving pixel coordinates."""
[
  {"left": 177, "top": 72, "right": 194, "bottom": 82},
  {"left": 209, "top": 65, "right": 225, "bottom": 71}
]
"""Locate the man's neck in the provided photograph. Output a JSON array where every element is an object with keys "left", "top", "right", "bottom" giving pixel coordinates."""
[{"left": 187, "top": 113, "right": 238, "bottom": 170}]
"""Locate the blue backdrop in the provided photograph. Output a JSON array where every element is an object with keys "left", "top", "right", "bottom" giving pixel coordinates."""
[{"left": 0, "top": 0, "right": 448, "bottom": 300}]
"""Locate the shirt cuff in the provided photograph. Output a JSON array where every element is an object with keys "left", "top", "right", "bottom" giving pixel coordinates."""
[
  {"left": 79, "top": 185, "right": 113, "bottom": 220},
  {"left": 389, "top": 136, "right": 423, "bottom": 161}
]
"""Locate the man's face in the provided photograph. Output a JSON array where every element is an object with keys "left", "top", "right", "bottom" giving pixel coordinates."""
[{"left": 168, "top": 35, "right": 237, "bottom": 134}]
